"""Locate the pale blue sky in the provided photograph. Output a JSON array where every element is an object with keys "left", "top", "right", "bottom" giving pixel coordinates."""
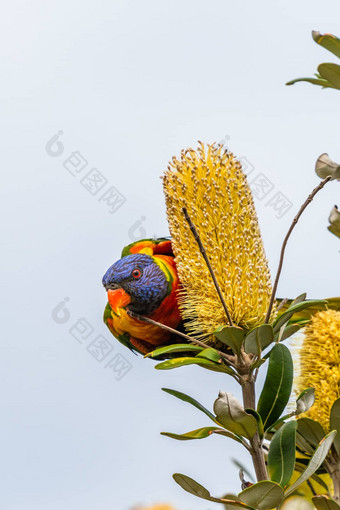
[{"left": 1, "top": 1, "right": 340, "bottom": 509}]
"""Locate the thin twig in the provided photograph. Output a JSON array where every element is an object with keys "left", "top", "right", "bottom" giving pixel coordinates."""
[
  {"left": 126, "top": 310, "right": 236, "bottom": 366},
  {"left": 265, "top": 176, "right": 332, "bottom": 323},
  {"left": 182, "top": 207, "right": 233, "bottom": 326}
]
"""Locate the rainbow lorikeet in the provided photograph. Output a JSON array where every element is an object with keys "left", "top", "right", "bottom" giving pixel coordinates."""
[{"left": 102, "top": 238, "right": 182, "bottom": 354}]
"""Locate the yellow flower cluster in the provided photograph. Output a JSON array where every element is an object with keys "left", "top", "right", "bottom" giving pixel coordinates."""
[
  {"left": 163, "top": 142, "right": 273, "bottom": 339},
  {"left": 296, "top": 309, "right": 340, "bottom": 430}
]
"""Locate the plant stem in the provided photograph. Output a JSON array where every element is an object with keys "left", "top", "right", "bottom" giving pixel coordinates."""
[
  {"left": 241, "top": 376, "right": 268, "bottom": 481},
  {"left": 182, "top": 207, "right": 234, "bottom": 327},
  {"left": 326, "top": 453, "right": 340, "bottom": 502},
  {"left": 333, "top": 471, "right": 340, "bottom": 503},
  {"left": 265, "top": 176, "right": 332, "bottom": 323}
]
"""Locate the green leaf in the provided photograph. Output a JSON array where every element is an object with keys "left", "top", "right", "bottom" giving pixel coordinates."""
[
  {"left": 296, "top": 388, "right": 315, "bottom": 415},
  {"left": 223, "top": 494, "right": 247, "bottom": 510},
  {"left": 290, "top": 293, "right": 307, "bottom": 307},
  {"left": 297, "top": 418, "right": 326, "bottom": 448},
  {"left": 214, "top": 391, "right": 258, "bottom": 439},
  {"left": 329, "top": 223, "right": 340, "bottom": 238},
  {"left": 155, "top": 356, "right": 233, "bottom": 374},
  {"left": 264, "top": 412, "right": 294, "bottom": 434},
  {"left": 318, "top": 63, "right": 340, "bottom": 89},
  {"left": 257, "top": 344, "right": 293, "bottom": 430},
  {"left": 173, "top": 473, "right": 253, "bottom": 507},
  {"left": 250, "top": 358, "right": 267, "bottom": 370},
  {"left": 214, "top": 326, "right": 245, "bottom": 355},
  {"left": 146, "top": 343, "right": 203, "bottom": 358},
  {"left": 275, "top": 297, "right": 340, "bottom": 322},
  {"left": 330, "top": 398, "right": 340, "bottom": 455},
  {"left": 312, "top": 31, "right": 340, "bottom": 59},
  {"left": 245, "top": 409, "right": 264, "bottom": 439},
  {"left": 162, "top": 388, "right": 217, "bottom": 423},
  {"left": 296, "top": 432, "right": 316, "bottom": 455},
  {"left": 285, "top": 430, "right": 337, "bottom": 497},
  {"left": 207, "top": 428, "right": 245, "bottom": 444},
  {"left": 172, "top": 473, "right": 211, "bottom": 500},
  {"left": 276, "top": 324, "right": 301, "bottom": 342},
  {"left": 163, "top": 427, "right": 245, "bottom": 445},
  {"left": 312, "top": 495, "right": 340, "bottom": 510},
  {"left": 244, "top": 325, "right": 274, "bottom": 355},
  {"left": 238, "top": 481, "right": 284, "bottom": 510},
  {"left": 268, "top": 421, "right": 297, "bottom": 488},
  {"left": 196, "top": 348, "right": 222, "bottom": 363},
  {"left": 286, "top": 77, "right": 337, "bottom": 88},
  {"left": 272, "top": 300, "right": 327, "bottom": 333},
  {"left": 161, "top": 426, "right": 222, "bottom": 441}
]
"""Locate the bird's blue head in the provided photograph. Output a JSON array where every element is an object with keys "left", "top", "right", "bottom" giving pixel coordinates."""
[{"left": 102, "top": 254, "right": 169, "bottom": 315}]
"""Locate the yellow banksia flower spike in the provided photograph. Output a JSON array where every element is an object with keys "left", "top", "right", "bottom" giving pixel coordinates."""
[
  {"left": 162, "top": 142, "right": 274, "bottom": 340},
  {"left": 295, "top": 309, "right": 340, "bottom": 430}
]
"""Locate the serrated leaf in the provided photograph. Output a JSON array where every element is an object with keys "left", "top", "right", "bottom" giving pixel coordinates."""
[
  {"left": 330, "top": 398, "right": 340, "bottom": 455},
  {"left": 214, "top": 392, "right": 257, "bottom": 439},
  {"left": 312, "top": 31, "right": 340, "bottom": 59},
  {"left": 244, "top": 325, "right": 274, "bottom": 355},
  {"left": 214, "top": 326, "right": 245, "bottom": 355},
  {"left": 312, "top": 495, "right": 340, "bottom": 510},
  {"left": 238, "top": 481, "right": 284, "bottom": 510},
  {"left": 318, "top": 63, "right": 340, "bottom": 89},
  {"left": 161, "top": 426, "right": 222, "bottom": 441},
  {"left": 273, "top": 300, "right": 326, "bottom": 333},
  {"left": 162, "top": 388, "right": 217, "bottom": 423},
  {"left": 173, "top": 473, "right": 253, "bottom": 507},
  {"left": 146, "top": 343, "right": 203, "bottom": 358},
  {"left": 285, "top": 430, "right": 337, "bottom": 497},
  {"left": 296, "top": 388, "right": 315, "bottom": 415},
  {"left": 268, "top": 421, "right": 297, "bottom": 488},
  {"left": 257, "top": 344, "right": 293, "bottom": 430}
]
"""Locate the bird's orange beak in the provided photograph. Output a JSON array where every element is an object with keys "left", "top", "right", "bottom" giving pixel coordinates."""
[{"left": 107, "top": 288, "right": 131, "bottom": 312}]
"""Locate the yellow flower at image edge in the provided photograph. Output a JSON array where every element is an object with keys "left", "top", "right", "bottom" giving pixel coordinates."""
[
  {"left": 163, "top": 142, "right": 274, "bottom": 339},
  {"left": 296, "top": 309, "right": 340, "bottom": 430},
  {"left": 133, "top": 506, "right": 176, "bottom": 510}
]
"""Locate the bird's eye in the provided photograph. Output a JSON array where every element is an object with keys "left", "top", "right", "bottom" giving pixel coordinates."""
[{"left": 132, "top": 268, "right": 141, "bottom": 279}]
